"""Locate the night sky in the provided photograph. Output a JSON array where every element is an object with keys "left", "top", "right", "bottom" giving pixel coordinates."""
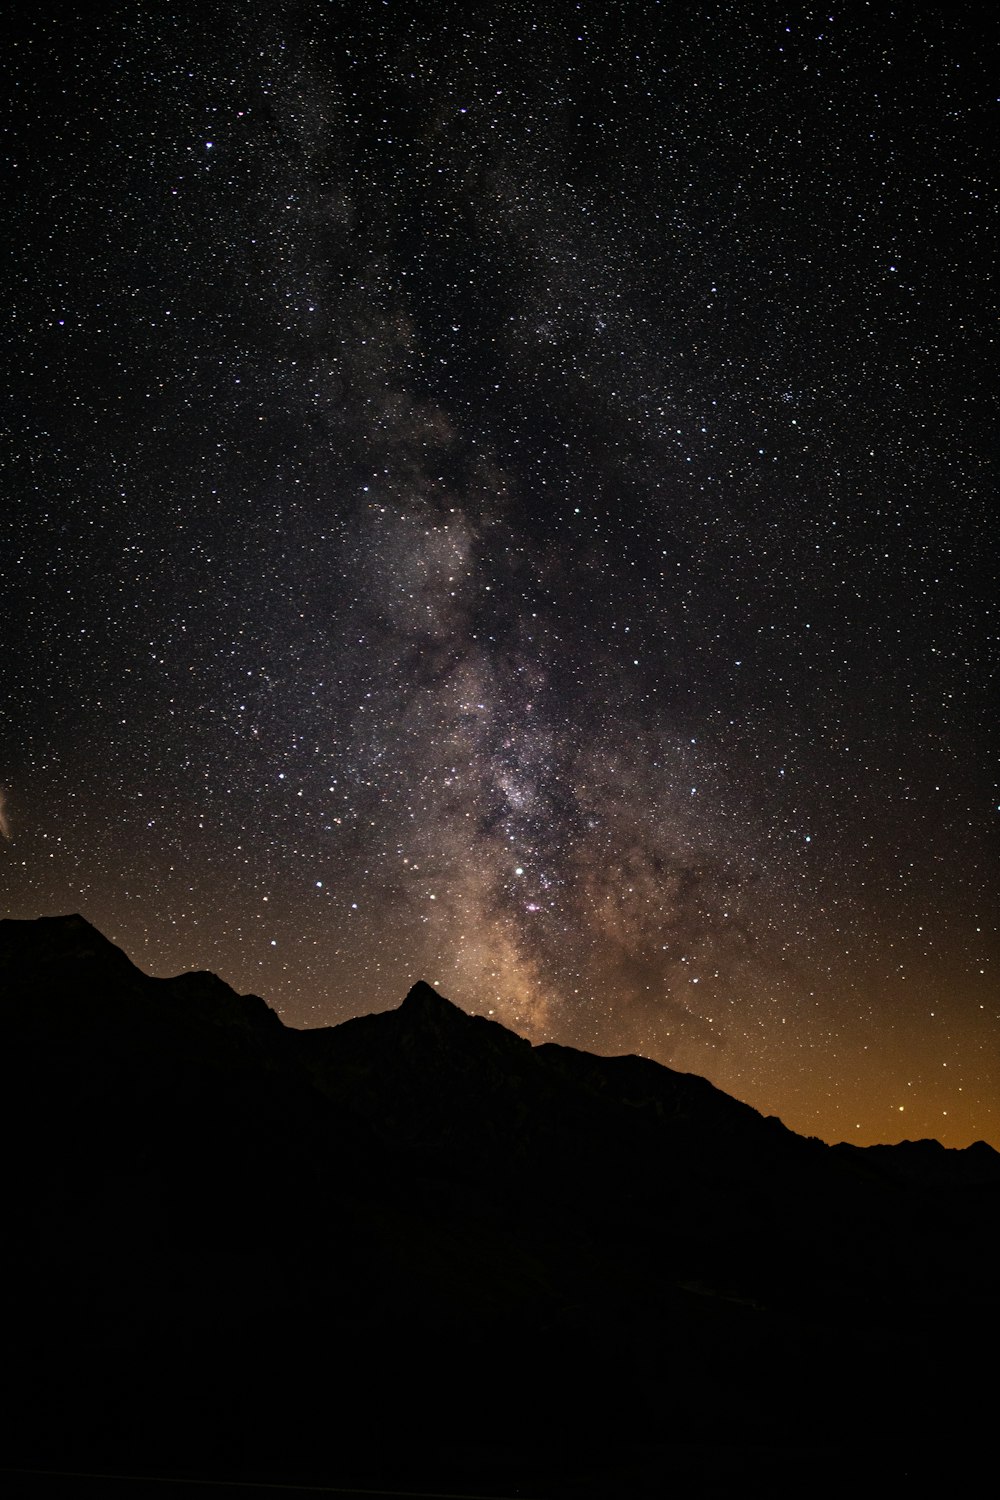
[{"left": 3, "top": 1, "right": 997, "bottom": 1147}]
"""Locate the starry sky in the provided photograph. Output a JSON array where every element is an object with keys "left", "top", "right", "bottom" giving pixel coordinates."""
[{"left": 3, "top": 1, "right": 997, "bottom": 1146}]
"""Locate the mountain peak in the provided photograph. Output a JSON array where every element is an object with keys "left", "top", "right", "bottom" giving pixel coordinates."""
[
  {"left": 2, "top": 911, "right": 106, "bottom": 944},
  {"left": 400, "top": 980, "right": 461, "bottom": 1016},
  {"left": 0, "top": 912, "right": 141, "bottom": 980}
]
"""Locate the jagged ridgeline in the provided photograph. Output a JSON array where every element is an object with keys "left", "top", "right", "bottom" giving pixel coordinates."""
[{"left": 1, "top": 915, "right": 997, "bottom": 1490}]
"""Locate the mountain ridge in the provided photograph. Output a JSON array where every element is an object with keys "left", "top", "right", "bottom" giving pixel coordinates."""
[
  {"left": 3, "top": 912, "right": 995, "bottom": 1164},
  {"left": 1, "top": 912, "right": 998, "bottom": 1488}
]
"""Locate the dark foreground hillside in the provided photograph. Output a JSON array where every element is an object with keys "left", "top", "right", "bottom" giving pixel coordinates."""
[{"left": 1, "top": 914, "right": 997, "bottom": 1496}]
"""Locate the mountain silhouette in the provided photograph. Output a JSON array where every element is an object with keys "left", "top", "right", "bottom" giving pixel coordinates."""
[{"left": 1, "top": 914, "right": 997, "bottom": 1494}]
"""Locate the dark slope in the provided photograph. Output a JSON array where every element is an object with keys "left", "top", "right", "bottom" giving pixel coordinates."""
[{"left": 1, "top": 916, "right": 998, "bottom": 1492}]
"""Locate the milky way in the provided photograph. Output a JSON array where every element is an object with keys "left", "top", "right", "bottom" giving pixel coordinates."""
[{"left": 3, "top": 1, "right": 996, "bottom": 1145}]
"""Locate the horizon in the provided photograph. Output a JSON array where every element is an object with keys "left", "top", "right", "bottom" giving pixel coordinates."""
[{"left": 7, "top": 907, "right": 996, "bottom": 1154}]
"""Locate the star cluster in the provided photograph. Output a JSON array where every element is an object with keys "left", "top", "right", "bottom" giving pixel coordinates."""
[{"left": 2, "top": 1, "right": 996, "bottom": 1145}]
